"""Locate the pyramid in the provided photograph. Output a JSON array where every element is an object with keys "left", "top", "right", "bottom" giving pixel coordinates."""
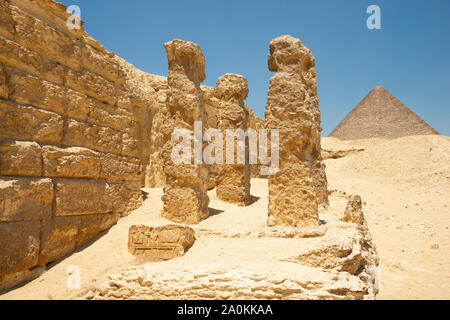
[{"left": 329, "top": 86, "right": 439, "bottom": 140}]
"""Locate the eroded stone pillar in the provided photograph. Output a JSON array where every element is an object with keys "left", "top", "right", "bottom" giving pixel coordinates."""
[
  {"left": 302, "top": 54, "right": 329, "bottom": 207},
  {"left": 265, "top": 35, "right": 323, "bottom": 227},
  {"left": 215, "top": 74, "right": 251, "bottom": 206},
  {"left": 161, "top": 40, "right": 209, "bottom": 224}
]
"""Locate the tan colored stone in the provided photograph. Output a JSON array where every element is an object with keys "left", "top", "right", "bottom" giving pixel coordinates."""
[
  {"left": 81, "top": 44, "right": 126, "bottom": 85},
  {"left": 107, "top": 181, "right": 143, "bottom": 216},
  {"left": 54, "top": 179, "right": 112, "bottom": 216},
  {"left": 76, "top": 213, "right": 120, "bottom": 248},
  {"left": 0, "top": 177, "right": 53, "bottom": 222},
  {"left": 10, "top": 5, "right": 82, "bottom": 71},
  {"left": 63, "top": 119, "right": 122, "bottom": 155},
  {"left": 0, "top": 62, "right": 7, "bottom": 99},
  {"left": 0, "top": 139, "right": 42, "bottom": 176},
  {"left": 39, "top": 216, "right": 77, "bottom": 265},
  {"left": 0, "top": 265, "right": 45, "bottom": 294},
  {"left": 100, "top": 153, "right": 141, "bottom": 182},
  {"left": 215, "top": 73, "right": 251, "bottom": 206},
  {"left": 9, "top": 0, "right": 84, "bottom": 39},
  {"left": 121, "top": 132, "right": 140, "bottom": 158},
  {"left": 39, "top": 213, "right": 120, "bottom": 264},
  {"left": 65, "top": 68, "right": 116, "bottom": 105},
  {"left": 0, "top": 1, "right": 15, "bottom": 39},
  {"left": 7, "top": 68, "right": 66, "bottom": 115},
  {"left": 87, "top": 103, "right": 136, "bottom": 135},
  {"left": 128, "top": 225, "right": 195, "bottom": 261},
  {"left": 0, "top": 220, "right": 40, "bottom": 278},
  {"left": 65, "top": 90, "right": 94, "bottom": 121},
  {"left": 265, "top": 35, "right": 322, "bottom": 227},
  {"left": 0, "top": 99, "right": 63, "bottom": 145},
  {"left": 42, "top": 146, "right": 101, "bottom": 179},
  {"left": 0, "top": 35, "right": 65, "bottom": 86},
  {"left": 161, "top": 39, "right": 209, "bottom": 224},
  {"left": 341, "top": 195, "right": 365, "bottom": 225}
]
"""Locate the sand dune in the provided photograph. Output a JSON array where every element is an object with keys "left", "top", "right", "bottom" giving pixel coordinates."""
[{"left": 324, "top": 134, "right": 450, "bottom": 299}]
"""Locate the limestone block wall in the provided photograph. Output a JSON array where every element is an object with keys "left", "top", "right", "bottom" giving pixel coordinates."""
[{"left": 0, "top": 0, "right": 155, "bottom": 289}]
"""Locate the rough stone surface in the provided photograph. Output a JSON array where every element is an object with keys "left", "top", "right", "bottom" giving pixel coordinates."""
[
  {"left": 161, "top": 39, "right": 209, "bottom": 224},
  {"left": 0, "top": 178, "right": 53, "bottom": 222},
  {"left": 0, "top": 220, "right": 40, "bottom": 278},
  {"left": 341, "top": 195, "right": 365, "bottom": 224},
  {"left": 0, "top": 139, "right": 42, "bottom": 176},
  {"left": 0, "top": 0, "right": 151, "bottom": 291},
  {"left": 265, "top": 35, "right": 325, "bottom": 227},
  {"left": 128, "top": 224, "right": 195, "bottom": 261},
  {"left": 88, "top": 263, "right": 370, "bottom": 300},
  {"left": 54, "top": 179, "right": 112, "bottom": 216},
  {"left": 215, "top": 73, "right": 251, "bottom": 206}
]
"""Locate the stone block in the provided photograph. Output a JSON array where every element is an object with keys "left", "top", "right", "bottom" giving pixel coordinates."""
[
  {"left": 65, "top": 68, "right": 116, "bottom": 105},
  {"left": 128, "top": 225, "right": 195, "bottom": 261},
  {"left": 42, "top": 146, "right": 101, "bottom": 179},
  {"left": 11, "top": 5, "right": 82, "bottom": 71},
  {"left": 0, "top": 220, "right": 40, "bottom": 277},
  {"left": 0, "top": 99, "right": 63, "bottom": 145},
  {"left": 0, "top": 177, "right": 53, "bottom": 222},
  {"left": 0, "top": 139, "right": 42, "bottom": 176},
  {"left": 54, "top": 179, "right": 112, "bottom": 216},
  {"left": 0, "top": 35, "right": 65, "bottom": 86},
  {"left": 63, "top": 119, "right": 122, "bottom": 155}
]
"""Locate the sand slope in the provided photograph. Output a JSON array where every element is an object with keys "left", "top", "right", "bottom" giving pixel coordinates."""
[{"left": 324, "top": 135, "right": 450, "bottom": 299}]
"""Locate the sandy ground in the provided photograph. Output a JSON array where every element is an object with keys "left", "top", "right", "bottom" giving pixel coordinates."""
[
  {"left": 1, "top": 134, "right": 449, "bottom": 300},
  {"left": 324, "top": 135, "right": 450, "bottom": 299}
]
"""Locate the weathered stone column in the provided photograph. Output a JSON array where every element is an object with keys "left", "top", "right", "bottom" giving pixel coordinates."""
[
  {"left": 215, "top": 74, "right": 251, "bottom": 206},
  {"left": 301, "top": 52, "right": 329, "bottom": 207},
  {"left": 265, "top": 35, "right": 323, "bottom": 227},
  {"left": 161, "top": 40, "right": 209, "bottom": 224}
]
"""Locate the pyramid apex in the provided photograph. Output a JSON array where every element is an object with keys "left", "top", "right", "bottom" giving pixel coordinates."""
[{"left": 372, "top": 85, "right": 386, "bottom": 91}]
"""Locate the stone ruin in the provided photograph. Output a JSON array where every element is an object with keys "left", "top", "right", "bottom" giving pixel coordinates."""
[
  {"left": 215, "top": 73, "right": 251, "bottom": 206},
  {"left": 265, "top": 35, "right": 327, "bottom": 228},
  {"left": 160, "top": 40, "right": 210, "bottom": 224},
  {"left": 128, "top": 225, "right": 195, "bottom": 261},
  {"left": 0, "top": 0, "right": 378, "bottom": 299}
]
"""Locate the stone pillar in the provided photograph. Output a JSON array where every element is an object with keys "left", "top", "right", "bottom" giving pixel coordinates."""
[
  {"left": 161, "top": 39, "right": 209, "bottom": 224},
  {"left": 215, "top": 74, "right": 251, "bottom": 206},
  {"left": 265, "top": 35, "right": 323, "bottom": 227},
  {"left": 301, "top": 52, "right": 329, "bottom": 207}
]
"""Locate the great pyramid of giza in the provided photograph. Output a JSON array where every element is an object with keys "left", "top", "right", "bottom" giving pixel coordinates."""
[{"left": 329, "top": 86, "right": 439, "bottom": 140}]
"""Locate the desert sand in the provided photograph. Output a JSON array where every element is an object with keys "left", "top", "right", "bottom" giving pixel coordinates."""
[{"left": 1, "top": 134, "right": 448, "bottom": 300}]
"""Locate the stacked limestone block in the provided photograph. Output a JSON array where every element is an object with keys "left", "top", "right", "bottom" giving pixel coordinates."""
[
  {"left": 265, "top": 35, "right": 325, "bottom": 227},
  {"left": 161, "top": 40, "right": 210, "bottom": 224},
  {"left": 215, "top": 74, "right": 251, "bottom": 206},
  {"left": 0, "top": 0, "right": 154, "bottom": 290}
]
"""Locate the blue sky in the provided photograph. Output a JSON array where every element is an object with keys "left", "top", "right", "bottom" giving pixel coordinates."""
[{"left": 60, "top": 0, "right": 450, "bottom": 136}]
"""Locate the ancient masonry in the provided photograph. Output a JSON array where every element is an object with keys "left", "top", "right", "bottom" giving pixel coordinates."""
[
  {"left": 329, "top": 85, "right": 440, "bottom": 140},
  {"left": 0, "top": 0, "right": 155, "bottom": 290},
  {"left": 0, "top": 0, "right": 334, "bottom": 294},
  {"left": 128, "top": 225, "right": 195, "bottom": 261},
  {"left": 265, "top": 35, "right": 324, "bottom": 227},
  {"left": 215, "top": 73, "right": 251, "bottom": 206},
  {"left": 161, "top": 39, "right": 210, "bottom": 224}
]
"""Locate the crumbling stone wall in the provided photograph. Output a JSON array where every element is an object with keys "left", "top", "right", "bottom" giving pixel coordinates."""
[{"left": 0, "top": 0, "right": 155, "bottom": 290}]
